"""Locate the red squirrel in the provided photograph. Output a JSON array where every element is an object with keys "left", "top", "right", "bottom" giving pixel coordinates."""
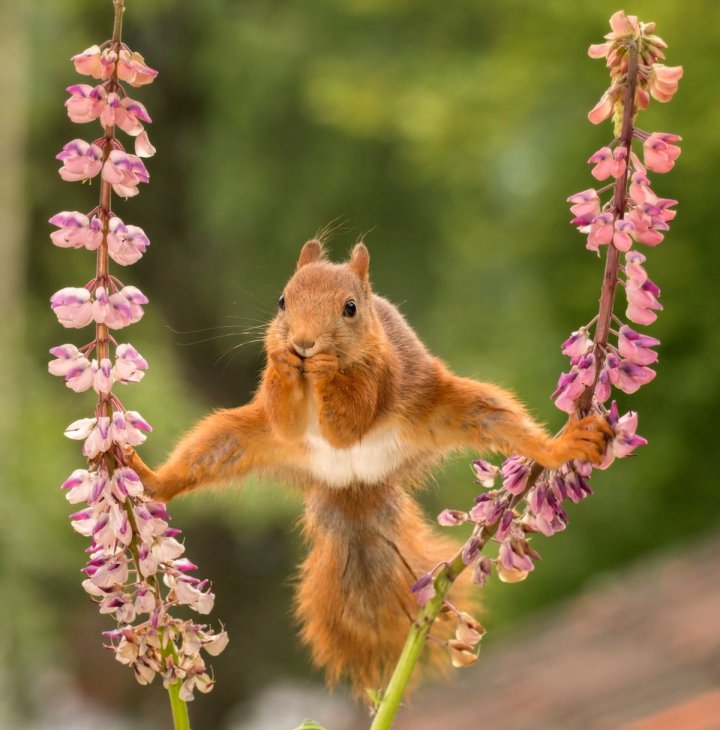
[{"left": 127, "top": 240, "right": 609, "bottom": 694}]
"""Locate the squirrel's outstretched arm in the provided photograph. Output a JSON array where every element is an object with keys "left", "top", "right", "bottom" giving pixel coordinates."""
[
  {"left": 429, "top": 372, "right": 610, "bottom": 467},
  {"left": 126, "top": 401, "right": 279, "bottom": 502}
]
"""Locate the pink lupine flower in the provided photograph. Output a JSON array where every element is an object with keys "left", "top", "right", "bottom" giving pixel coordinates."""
[
  {"left": 110, "top": 409, "right": 152, "bottom": 448},
  {"left": 83, "top": 416, "right": 113, "bottom": 458},
  {"left": 625, "top": 253, "right": 662, "bottom": 324},
  {"left": 48, "top": 344, "right": 84, "bottom": 376},
  {"left": 587, "top": 146, "right": 614, "bottom": 180},
  {"left": 62, "top": 469, "right": 96, "bottom": 504},
  {"left": 411, "top": 573, "right": 436, "bottom": 606},
  {"left": 107, "top": 217, "right": 150, "bottom": 265},
  {"left": 588, "top": 146, "right": 627, "bottom": 181},
  {"left": 501, "top": 456, "right": 531, "bottom": 495},
  {"left": 588, "top": 90, "right": 614, "bottom": 125},
  {"left": 587, "top": 42, "right": 611, "bottom": 59},
  {"left": 615, "top": 360, "right": 656, "bottom": 394},
  {"left": 612, "top": 219, "right": 635, "bottom": 251},
  {"left": 172, "top": 577, "right": 216, "bottom": 614},
  {"left": 497, "top": 538, "right": 535, "bottom": 583},
  {"left": 49, "top": 211, "right": 103, "bottom": 250},
  {"left": 561, "top": 469, "right": 593, "bottom": 503},
  {"left": 628, "top": 171, "right": 658, "bottom": 206},
  {"left": 654, "top": 197, "right": 678, "bottom": 223},
  {"left": 65, "top": 357, "right": 96, "bottom": 393},
  {"left": 567, "top": 188, "right": 600, "bottom": 220},
  {"left": 624, "top": 250, "right": 648, "bottom": 283},
  {"left": 586, "top": 212, "right": 614, "bottom": 252},
  {"left": 111, "top": 467, "right": 143, "bottom": 501},
  {"left": 608, "top": 9, "right": 640, "bottom": 37},
  {"left": 643, "top": 132, "right": 682, "bottom": 174},
  {"left": 71, "top": 45, "right": 118, "bottom": 80},
  {"left": 116, "top": 49, "right": 158, "bottom": 87},
  {"left": 598, "top": 403, "right": 648, "bottom": 469},
  {"left": 472, "top": 556, "right": 493, "bottom": 587},
  {"left": 561, "top": 328, "right": 592, "bottom": 359},
  {"left": 648, "top": 64, "right": 683, "bottom": 102},
  {"left": 472, "top": 459, "right": 499, "bottom": 488},
  {"left": 437, "top": 509, "right": 468, "bottom": 527},
  {"left": 50, "top": 287, "right": 94, "bottom": 328},
  {"left": 525, "top": 483, "right": 568, "bottom": 537},
  {"left": 102, "top": 150, "right": 150, "bottom": 198},
  {"left": 469, "top": 493, "right": 504, "bottom": 526},
  {"left": 109, "top": 285, "right": 149, "bottom": 328},
  {"left": 626, "top": 280, "right": 663, "bottom": 325},
  {"left": 91, "top": 286, "right": 114, "bottom": 325},
  {"left": 552, "top": 369, "right": 585, "bottom": 413},
  {"left": 64, "top": 417, "right": 97, "bottom": 442},
  {"left": 56, "top": 139, "right": 104, "bottom": 182},
  {"left": 113, "top": 343, "right": 148, "bottom": 383},
  {"left": 618, "top": 325, "right": 660, "bottom": 365},
  {"left": 65, "top": 84, "right": 107, "bottom": 123},
  {"left": 134, "top": 130, "right": 156, "bottom": 158},
  {"left": 93, "top": 286, "right": 148, "bottom": 329},
  {"left": 626, "top": 207, "right": 665, "bottom": 246},
  {"left": 94, "top": 358, "right": 114, "bottom": 394}
]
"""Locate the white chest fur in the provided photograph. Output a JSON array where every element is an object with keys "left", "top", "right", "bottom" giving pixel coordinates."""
[{"left": 303, "top": 401, "right": 407, "bottom": 487}]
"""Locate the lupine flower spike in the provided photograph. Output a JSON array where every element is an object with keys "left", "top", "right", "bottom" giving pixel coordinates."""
[
  {"left": 49, "top": 1, "right": 226, "bottom": 723},
  {"left": 374, "top": 15, "right": 681, "bottom": 727}
]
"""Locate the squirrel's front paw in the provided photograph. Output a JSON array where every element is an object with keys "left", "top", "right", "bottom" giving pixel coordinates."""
[
  {"left": 547, "top": 415, "right": 612, "bottom": 467},
  {"left": 122, "top": 447, "right": 164, "bottom": 499},
  {"left": 269, "top": 348, "right": 305, "bottom": 382},
  {"left": 304, "top": 353, "right": 340, "bottom": 379}
]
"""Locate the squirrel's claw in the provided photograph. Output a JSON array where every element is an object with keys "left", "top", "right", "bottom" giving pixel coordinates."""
[{"left": 546, "top": 415, "right": 611, "bottom": 467}]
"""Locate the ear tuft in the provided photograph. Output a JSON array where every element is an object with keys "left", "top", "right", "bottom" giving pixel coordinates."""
[
  {"left": 296, "top": 240, "right": 325, "bottom": 269},
  {"left": 349, "top": 242, "right": 370, "bottom": 280}
]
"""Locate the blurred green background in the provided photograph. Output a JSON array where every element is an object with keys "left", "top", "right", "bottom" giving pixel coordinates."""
[{"left": 2, "top": 0, "right": 718, "bottom": 727}]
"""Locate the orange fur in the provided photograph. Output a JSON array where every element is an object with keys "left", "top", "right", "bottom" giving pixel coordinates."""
[{"left": 127, "top": 239, "right": 609, "bottom": 696}]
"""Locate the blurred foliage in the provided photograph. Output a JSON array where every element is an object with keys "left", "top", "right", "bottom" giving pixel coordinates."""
[{"left": 4, "top": 0, "right": 719, "bottom": 726}]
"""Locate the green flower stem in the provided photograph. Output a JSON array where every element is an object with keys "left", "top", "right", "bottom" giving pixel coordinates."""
[
  {"left": 167, "top": 677, "right": 192, "bottom": 730},
  {"left": 369, "top": 568, "right": 453, "bottom": 730},
  {"left": 369, "top": 466, "right": 542, "bottom": 730}
]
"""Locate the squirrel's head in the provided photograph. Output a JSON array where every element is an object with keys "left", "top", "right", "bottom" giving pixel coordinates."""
[{"left": 266, "top": 239, "right": 379, "bottom": 363}]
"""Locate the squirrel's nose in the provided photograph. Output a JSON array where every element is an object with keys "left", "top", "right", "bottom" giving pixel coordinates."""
[{"left": 292, "top": 338, "right": 316, "bottom": 357}]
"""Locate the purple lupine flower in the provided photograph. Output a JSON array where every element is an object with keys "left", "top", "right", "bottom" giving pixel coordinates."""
[
  {"left": 49, "top": 211, "right": 104, "bottom": 250},
  {"left": 411, "top": 573, "right": 436, "bottom": 606},
  {"left": 56, "top": 139, "right": 104, "bottom": 182},
  {"left": 615, "top": 359, "right": 656, "bottom": 394},
  {"left": 50, "top": 287, "right": 94, "bottom": 328},
  {"left": 472, "top": 458, "right": 499, "bottom": 487},
  {"left": 618, "top": 325, "right": 660, "bottom": 365},
  {"left": 500, "top": 456, "right": 531, "bottom": 496},
  {"left": 561, "top": 328, "right": 592, "bottom": 359},
  {"left": 437, "top": 509, "right": 468, "bottom": 527}
]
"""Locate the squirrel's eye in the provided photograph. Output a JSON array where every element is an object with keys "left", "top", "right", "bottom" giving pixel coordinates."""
[
  {"left": 278, "top": 294, "right": 286, "bottom": 311},
  {"left": 343, "top": 299, "right": 357, "bottom": 318}
]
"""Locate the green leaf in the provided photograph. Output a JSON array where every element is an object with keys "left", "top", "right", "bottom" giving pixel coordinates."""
[{"left": 292, "top": 720, "right": 328, "bottom": 730}]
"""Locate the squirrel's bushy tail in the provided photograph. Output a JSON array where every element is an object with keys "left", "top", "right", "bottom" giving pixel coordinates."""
[{"left": 296, "top": 482, "right": 470, "bottom": 696}]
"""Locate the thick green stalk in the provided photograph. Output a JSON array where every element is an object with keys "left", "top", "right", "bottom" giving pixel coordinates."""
[
  {"left": 369, "top": 569, "right": 453, "bottom": 730},
  {"left": 167, "top": 681, "right": 192, "bottom": 730},
  {"left": 368, "top": 464, "right": 541, "bottom": 729}
]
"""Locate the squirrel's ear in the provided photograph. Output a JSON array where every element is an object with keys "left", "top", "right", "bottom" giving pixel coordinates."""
[
  {"left": 296, "top": 240, "right": 325, "bottom": 269},
  {"left": 349, "top": 242, "right": 370, "bottom": 280}
]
